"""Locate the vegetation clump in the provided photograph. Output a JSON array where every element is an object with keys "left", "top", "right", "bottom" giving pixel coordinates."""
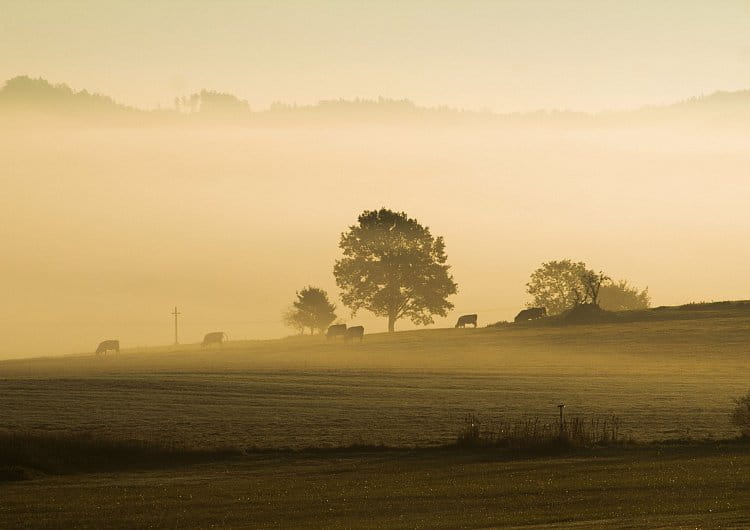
[
  {"left": 283, "top": 286, "right": 338, "bottom": 335},
  {"left": 455, "top": 413, "right": 623, "bottom": 451},
  {"left": 559, "top": 303, "right": 617, "bottom": 324},
  {"left": 599, "top": 280, "right": 651, "bottom": 311},
  {"left": 0, "top": 430, "right": 240, "bottom": 479},
  {"left": 526, "top": 259, "right": 648, "bottom": 316}
]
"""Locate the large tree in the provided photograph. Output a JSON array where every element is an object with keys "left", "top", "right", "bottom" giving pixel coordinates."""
[
  {"left": 334, "top": 208, "right": 458, "bottom": 332},
  {"left": 283, "top": 286, "right": 337, "bottom": 335}
]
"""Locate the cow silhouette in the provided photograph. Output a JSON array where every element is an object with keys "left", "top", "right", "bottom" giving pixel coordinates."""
[
  {"left": 514, "top": 307, "right": 547, "bottom": 323},
  {"left": 344, "top": 326, "right": 364, "bottom": 342},
  {"left": 202, "top": 331, "right": 227, "bottom": 347},
  {"left": 95, "top": 339, "right": 119, "bottom": 355},
  {"left": 455, "top": 314, "right": 478, "bottom": 328},
  {"left": 326, "top": 324, "right": 347, "bottom": 340}
]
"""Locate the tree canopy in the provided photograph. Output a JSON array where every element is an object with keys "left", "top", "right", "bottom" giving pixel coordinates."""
[
  {"left": 526, "top": 260, "right": 612, "bottom": 315},
  {"left": 283, "top": 286, "right": 337, "bottom": 335},
  {"left": 526, "top": 259, "right": 651, "bottom": 315},
  {"left": 526, "top": 260, "right": 587, "bottom": 315},
  {"left": 598, "top": 280, "right": 650, "bottom": 311},
  {"left": 334, "top": 208, "right": 457, "bottom": 332}
]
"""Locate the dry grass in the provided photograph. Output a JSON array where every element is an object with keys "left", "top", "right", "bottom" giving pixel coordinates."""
[
  {"left": 455, "top": 413, "right": 624, "bottom": 450},
  {"left": 3, "top": 443, "right": 750, "bottom": 528},
  {"left": 0, "top": 430, "right": 240, "bottom": 480},
  {"left": 1, "top": 305, "right": 749, "bottom": 450}
]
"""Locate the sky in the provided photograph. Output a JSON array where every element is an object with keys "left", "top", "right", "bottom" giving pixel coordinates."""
[{"left": 2, "top": 1, "right": 750, "bottom": 112}]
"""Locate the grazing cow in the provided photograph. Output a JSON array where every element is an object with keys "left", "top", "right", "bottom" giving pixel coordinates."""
[
  {"left": 455, "top": 314, "right": 478, "bottom": 328},
  {"left": 95, "top": 339, "right": 119, "bottom": 355},
  {"left": 514, "top": 307, "right": 547, "bottom": 323},
  {"left": 326, "top": 324, "right": 347, "bottom": 340},
  {"left": 345, "top": 326, "right": 364, "bottom": 342},
  {"left": 202, "top": 331, "right": 227, "bottom": 348}
]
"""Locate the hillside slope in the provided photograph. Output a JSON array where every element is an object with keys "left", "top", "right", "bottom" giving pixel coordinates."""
[{"left": 2, "top": 300, "right": 749, "bottom": 376}]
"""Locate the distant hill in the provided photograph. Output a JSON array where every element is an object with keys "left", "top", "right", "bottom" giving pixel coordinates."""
[
  {"left": 0, "top": 76, "right": 134, "bottom": 114},
  {"left": 669, "top": 89, "right": 750, "bottom": 111},
  {"left": 2, "top": 74, "right": 749, "bottom": 128},
  {"left": 624, "top": 89, "right": 750, "bottom": 125}
]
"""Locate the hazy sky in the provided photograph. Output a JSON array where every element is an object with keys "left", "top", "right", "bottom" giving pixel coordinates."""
[
  {"left": 3, "top": 2, "right": 750, "bottom": 359},
  {"left": 3, "top": 1, "right": 750, "bottom": 112}
]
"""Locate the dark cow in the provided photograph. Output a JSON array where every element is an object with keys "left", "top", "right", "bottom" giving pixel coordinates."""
[
  {"left": 455, "top": 314, "right": 478, "bottom": 328},
  {"left": 345, "top": 326, "right": 364, "bottom": 342},
  {"left": 514, "top": 307, "right": 547, "bottom": 323},
  {"left": 326, "top": 324, "right": 347, "bottom": 340},
  {"left": 202, "top": 331, "right": 227, "bottom": 347},
  {"left": 95, "top": 339, "right": 119, "bottom": 355}
]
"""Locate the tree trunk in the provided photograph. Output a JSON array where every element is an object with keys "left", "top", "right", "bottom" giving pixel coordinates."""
[{"left": 387, "top": 314, "right": 396, "bottom": 333}]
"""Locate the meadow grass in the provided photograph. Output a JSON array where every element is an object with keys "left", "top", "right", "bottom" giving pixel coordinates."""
[
  {"left": 1, "top": 304, "right": 749, "bottom": 449},
  {"left": 2, "top": 305, "right": 750, "bottom": 526},
  {"left": 2, "top": 442, "right": 750, "bottom": 528}
]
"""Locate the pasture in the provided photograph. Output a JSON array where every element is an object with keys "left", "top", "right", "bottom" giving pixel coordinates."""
[
  {"left": 2, "top": 304, "right": 750, "bottom": 447},
  {"left": 2, "top": 305, "right": 750, "bottom": 527},
  {"left": 3, "top": 444, "right": 750, "bottom": 527}
]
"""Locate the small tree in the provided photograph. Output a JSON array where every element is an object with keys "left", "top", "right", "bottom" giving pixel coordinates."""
[
  {"left": 527, "top": 260, "right": 617, "bottom": 314},
  {"left": 283, "top": 286, "right": 337, "bottom": 335},
  {"left": 282, "top": 307, "right": 305, "bottom": 335},
  {"left": 599, "top": 280, "right": 650, "bottom": 311},
  {"left": 526, "top": 260, "right": 590, "bottom": 315},
  {"left": 580, "top": 270, "right": 610, "bottom": 306},
  {"left": 731, "top": 392, "right": 750, "bottom": 438},
  {"left": 334, "top": 208, "right": 458, "bottom": 332}
]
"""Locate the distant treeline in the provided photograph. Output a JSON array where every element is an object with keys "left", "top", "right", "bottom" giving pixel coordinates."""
[{"left": 3, "top": 75, "right": 750, "bottom": 128}]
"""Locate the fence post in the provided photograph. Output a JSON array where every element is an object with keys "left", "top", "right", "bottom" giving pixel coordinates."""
[{"left": 557, "top": 403, "right": 565, "bottom": 436}]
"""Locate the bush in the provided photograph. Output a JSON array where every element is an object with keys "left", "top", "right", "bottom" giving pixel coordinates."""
[
  {"left": 731, "top": 392, "right": 750, "bottom": 438},
  {"left": 560, "top": 303, "right": 617, "bottom": 324}
]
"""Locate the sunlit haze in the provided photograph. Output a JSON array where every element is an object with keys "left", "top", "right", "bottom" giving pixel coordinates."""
[
  {"left": 2, "top": 1, "right": 750, "bottom": 358},
  {"left": 3, "top": 1, "right": 750, "bottom": 112}
]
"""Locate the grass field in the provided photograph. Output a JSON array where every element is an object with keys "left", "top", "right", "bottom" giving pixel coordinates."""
[
  {"left": 2, "top": 304, "right": 750, "bottom": 527},
  {"left": 3, "top": 444, "right": 750, "bottom": 528},
  {"left": 2, "top": 305, "right": 750, "bottom": 447}
]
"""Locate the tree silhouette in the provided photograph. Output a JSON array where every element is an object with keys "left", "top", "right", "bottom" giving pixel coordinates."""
[
  {"left": 334, "top": 208, "right": 457, "bottom": 332},
  {"left": 282, "top": 307, "right": 306, "bottom": 335},
  {"left": 526, "top": 260, "right": 608, "bottom": 315},
  {"left": 580, "top": 269, "right": 610, "bottom": 306},
  {"left": 284, "top": 287, "right": 337, "bottom": 335},
  {"left": 599, "top": 280, "right": 650, "bottom": 311}
]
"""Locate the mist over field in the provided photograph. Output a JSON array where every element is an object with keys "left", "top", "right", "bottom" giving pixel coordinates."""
[
  {"left": 3, "top": 1, "right": 750, "bottom": 358},
  {"left": 6, "top": 4, "right": 750, "bottom": 527},
  {"left": 2, "top": 86, "right": 750, "bottom": 357}
]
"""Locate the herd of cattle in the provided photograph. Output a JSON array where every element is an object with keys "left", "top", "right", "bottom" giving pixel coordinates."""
[
  {"left": 94, "top": 307, "right": 548, "bottom": 355},
  {"left": 326, "top": 324, "right": 365, "bottom": 341}
]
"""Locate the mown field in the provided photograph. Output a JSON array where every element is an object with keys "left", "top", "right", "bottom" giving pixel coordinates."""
[
  {"left": 3, "top": 444, "right": 750, "bottom": 528},
  {"left": 2, "top": 305, "right": 750, "bottom": 527},
  {"left": 2, "top": 305, "right": 750, "bottom": 448}
]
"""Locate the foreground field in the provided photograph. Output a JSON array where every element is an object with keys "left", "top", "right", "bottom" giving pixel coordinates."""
[
  {"left": 3, "top": 444, "right": 750, "bottom": 528},
  {"left": 2, "top": 307, "right": 750, "bottom": 447},
  {"left": 1, "top": 368, "right": 746, "bottom": 448},
  {"left": 3, "top": 306, "right": 750, "bottom": 527}
]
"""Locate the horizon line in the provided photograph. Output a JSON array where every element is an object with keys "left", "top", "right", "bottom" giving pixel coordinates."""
[{"left": 3, "top": 74, "right": 748, "bottom": 117}]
